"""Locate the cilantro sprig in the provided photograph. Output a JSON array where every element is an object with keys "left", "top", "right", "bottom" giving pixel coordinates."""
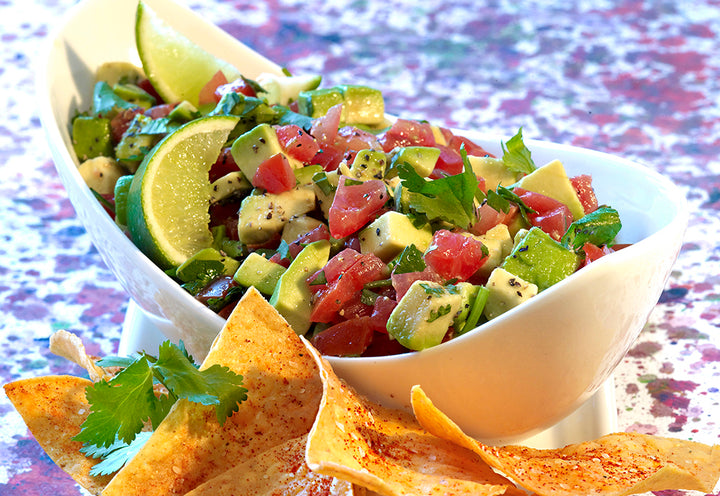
[
  {"left": 74, "top": 341, "right": 247, "bottom": 475},
  {"left": 397, "top": 148, "right": 479, "bottom": 229},
  {"left": 501, "top": 127, "right": 536, "bottom": 174}
]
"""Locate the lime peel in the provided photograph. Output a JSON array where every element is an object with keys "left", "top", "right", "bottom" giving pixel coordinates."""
[
  {"left": 126, "top": 115, "right": 240, "bottom": 269},
  {"left": 135, "top": 1, "right": 241, "bottom": 107}
]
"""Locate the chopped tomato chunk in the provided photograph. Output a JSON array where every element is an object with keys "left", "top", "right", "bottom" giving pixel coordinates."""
[
  {"left": 251, "top": 153, "right": 296, "bottom": 194},
  {"left": 424, "top": 229, "right": 488, "bottom": 281}
]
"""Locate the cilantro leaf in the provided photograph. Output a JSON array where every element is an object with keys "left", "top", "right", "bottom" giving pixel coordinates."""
[
  {"left": 83, "top": 431, "right": 153, "bottom": 477},
  {"left": 501, "top": 127, "right": 536, "bottom": 174},
  {"left": 74, "top": 357, "right": 157, "bottom": 448},
  {"left": 398, "top": 149, "right": 479, "bottom": 229},
  {"left": 486, "top": 185, "right": 536, "bottom": 225},
  {"left": 74, "top": 340, "right": 247, "bottom": 472},
  {"left": 560, "top": 206, "right": 622, "bottom": 251}
]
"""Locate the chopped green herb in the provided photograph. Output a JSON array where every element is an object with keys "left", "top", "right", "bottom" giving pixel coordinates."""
[
  {"left": 501, "top": 127, "right": 536, "bottom": 174},
  {"left": 560, "top": 206, "right": 622, "bottom": 251},
  {"left": 427, "top": 304, "right": 452, "bottom": 323}
]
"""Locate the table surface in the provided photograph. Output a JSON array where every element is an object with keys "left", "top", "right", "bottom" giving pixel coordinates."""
[{"left": 1, "top": 0, "right": 718, "bottom": 494}]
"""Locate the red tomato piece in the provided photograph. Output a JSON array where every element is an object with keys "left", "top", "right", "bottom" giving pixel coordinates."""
[
  {"left": 447, "top": 134, "right": 495, "bottom": 158},
  {"left": 469, "top": 203, "right": 519, "bottom": 236},
  {"left": 275, "top": 124, "right": 321, "bottom": 163},
  {"left": 430, "top": 144, "right": 464, "bottom": 178},
  {"left": 209, "top": 201, "right": 240, "bottom": 240},
  {"left": 251, "top": 153, "right": 296, "bottom": 194},
  {"left": 209, "top": 147, "right": 240, "bottom": 183},
  {"left": 214, "top": 77, "right": 257, "bottom": 99},
  {"left": 272, "top": 224, "right": 331, "bottom": 266},
  {"left": 335, "top": 126, "right": 382, "bottom": 164},
  {"left": 109, "top": 108, "right": 143, "bottom": 142},
  {"left": 136, "top": 78, "right": 164, "bottom": 104},
  {"left": 378, "top": 118, "right": 436, "bottom": 152},
  {"left": 310, "top": 317, "right": 375, "bottom": 357},
  {"left": 361, "top": 331, "right": 410, "bottom": 356},
  {"left": 424, "top": 229, "right": 488, "bottom": 282},
  {"left": 312, "top": 143, "right": 345, "bottom": 171},
  {"left": 310, "top": 103, "right": 342, "bottom": 145},
  {"left": 581, "top": 242, "right": 614, "bottom": 267},
  {"left": 369, "top": 295, "right": 397, "bottom": 333},
  {"left": 514, "top": 187, "right": 573, "bottom": 241},
  {"left": 570, "top": 174, "right": 599, "bottom": 214},
  {"left": 391, "top": 268, "right": 444, "bottom": 301},
  {"left": 328, "top": 178, "right": 388, "bottom": 239},
  {"left": 198, "top": 70, "right": 229, "bottom": 106},
  {"left": 310, "top": 251, "right": 387, "bottom": 323},
  {"left": 144, "top": 103, "right": 176, "bottom": 119}
]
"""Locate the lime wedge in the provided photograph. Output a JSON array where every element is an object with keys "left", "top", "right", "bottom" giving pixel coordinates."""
[
  {"left": 135, "top": 1, "right": 241, "bottom": 107},
  {"left": 126, "top": 115, "right": 240, "bottom": 269}
]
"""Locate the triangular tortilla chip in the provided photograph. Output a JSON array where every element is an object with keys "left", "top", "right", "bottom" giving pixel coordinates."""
[
  {"left": 411, "top": 385, "right": 720, "bottom": 496},
  {"left": 185, "top": 434, "right": 361, "bottom": 496},
  {"left": 4, "top": 375, "right": 113, "bottom": 495},
  {"left": 303, "top": 338, "right": 523, "bottom": 496},
  {"left": 102, "top": 288, "right": 324, "bottom": 496}
]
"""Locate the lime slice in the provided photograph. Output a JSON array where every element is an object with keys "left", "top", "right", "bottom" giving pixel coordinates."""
[
  {"left": 126, "top": 115, "right": 240, "bottom": 269},
  {"left": 135, "top": 1, "right": 241, "bottom": 107}
]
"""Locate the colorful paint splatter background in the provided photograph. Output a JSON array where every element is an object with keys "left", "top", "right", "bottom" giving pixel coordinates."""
[{"left": 1, "top": 0, "right": 718, "bottom": 494}]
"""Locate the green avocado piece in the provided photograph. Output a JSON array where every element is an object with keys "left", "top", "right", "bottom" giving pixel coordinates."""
[
  {"left": 113, "top": 174, "right": 134, "bottom": 227},
  {"left": 390, "top": 146, "right": 440, "bottom": 178},
  {"left": 297, "top": 87, "right": 345, "bottom": 118},
  {"left": 72, "top": 116, "right": 113, "bottom": 161},
  {"left": 501, "top": 227, "right": 581, "bottom": 291},
  {"left": 233, "top": 252, "right": 286, "bottom": 295},
  {"left": 269, "top": 239, "right": 331, "bottom": 334},
  {"left": 112, "top": 83, "right": 156, "bottom": 109},
  {"left": 175, "top": 247, "right": 240, "bottom": 283},
  {"left": 114, "top": 113, "right": 162, "bottom": 170},
  {"left": 336, "top": 84, "right": 385, "bottom": 125},
  {"left": 517, "top": 159, "right": 586, "bottom": 221},
  {"left": 348, "top": 149, "right": 387, "bottom": 181},
  {"left": 386, "top": 280, "right": 463, "bottom": 351},
  {"left": 230, "top": 123, "right": 300, "bottom": 180},
  {"left": 168, "top": 100, "right": 200, "bottom": 123},
  {"left": 452, "top": 282, "right": 481, "bottom": 331}
]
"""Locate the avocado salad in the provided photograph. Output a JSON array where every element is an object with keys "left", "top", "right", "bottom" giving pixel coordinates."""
[{"left": 72, "top": 63, "right": 622, "bottom": 357}]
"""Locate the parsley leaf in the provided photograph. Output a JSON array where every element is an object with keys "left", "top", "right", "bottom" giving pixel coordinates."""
[
  {"left": 501, "top": 127, "right": 536, "bottom": 174},
  {"left": 398, "top": 148, "right": 479, "bottom": 229}
]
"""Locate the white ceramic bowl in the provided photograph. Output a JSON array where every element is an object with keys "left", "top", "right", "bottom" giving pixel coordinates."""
[{"left": 40, "top": 0, "right": 688, "bottom": 443}]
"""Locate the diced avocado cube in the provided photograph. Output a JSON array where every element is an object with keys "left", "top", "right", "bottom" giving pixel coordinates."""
[
  {"left": 518, "top": 159, "right": 585, "bottom": 221},
  {"left": 112, "top": 83, "right": 156, "bottom": 109},
  {"left": 230, "top": 123, "right": 300, "bottom": 181},
  {"left": 233, "top": 252, "right": 286, "bottom": 295},
  {"left": 113, "top": 174, "right": 134, "bottom": 226},
  {"left": 297, "top": 87, "right": 344, "bottom": 118},
  {"left": 467, "top": 155, "right": 522, "bottom": 191},
  {"left": 237, "top": 186, "right": 316, "bottom": 245},
  {"left": 348, "top": 149, "right": 387, "bottom": 181},
  {"left": 294, "top": 164, "right": 323, "bottom": 186},
  {"left": 452, "top": 282, "right": 481, "bottom": 331},
  {"left": 390, "top": 146, "right": 440, "bottom": 178},
  {"left": 114, "top": 113, "right": 162, "bottom": 170},
  {"left": 95, "top": 61, "right": 144, "bottom": 86},
  {"left": 336, "top": 84, "right": 385, "bottom": 125},
  {"left": 269, "top": 239, "right": 331, "bottom": 334},
  {"left": 281, "top": 215, "right": 325, "bottom": 244},
  {"left": 168, "top": 100, "right": 200, "bottom": 122},
  {"left": 175, "top": 247, "right": 239, "bottom": 283},
  {"left": 472, "top": 224, "right": 514, "bottom": 278},
  {"left": 256, "top": 72, "right": 322, "bottom": 105},
  {"left": 72, "top": 116, "right": 113, "bottom": 161},
  {"left": 483, "top": 267, "right": 538, "bottom": 320},
  {"left": 358, "top": 211, "right": 433, "bottom": 262},
  {"left": 430, "top": 125, "right": 448, "bottom": 146},
  {"left": 210, "top": 171, "right": 252, "bottom": 205},
  {"left": 77, "top": 156, "right": 127, "bottom": 195},
  {"left": 501, "top": 227, "right": 581, "bottom": 291},
  {"left": 386, "top": 280, "right": 463, "bottom": 351}
]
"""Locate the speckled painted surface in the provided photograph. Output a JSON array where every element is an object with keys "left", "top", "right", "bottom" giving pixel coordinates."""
[{"left": 1, "top": 0, "right": 718, "bottom": 494}]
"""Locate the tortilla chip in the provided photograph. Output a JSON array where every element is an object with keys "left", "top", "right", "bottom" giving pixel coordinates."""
[
  {"left": 303, "top": 338, "right": 523, "bottom": 496},
  {"left": 4, "top": 375, "right": 113, "bottom": 495},
  {"left": 185, "top": 434, "right": 361, "bottom": 496},
  {"left": 102, "top": 287, "right": 324, "bottom": 496},
  {"left": 411, "top": 385, "right": 720, "bottom": 496}
]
